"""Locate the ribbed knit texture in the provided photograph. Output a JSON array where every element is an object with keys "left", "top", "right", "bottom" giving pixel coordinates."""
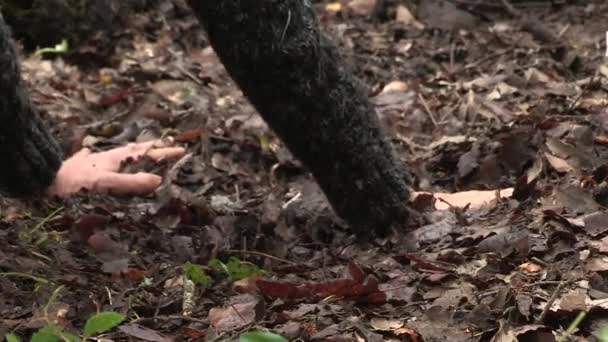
[
  {"left": 0, "top": 14, "right": 63, "bottom": 197},
  {"left": 187, "top": 1, "right": 411, "bottom": 235}
]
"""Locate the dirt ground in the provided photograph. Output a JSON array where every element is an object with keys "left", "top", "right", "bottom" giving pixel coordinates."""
[{"left": 2, "top": 0, "right": 608, "bottom": 341}]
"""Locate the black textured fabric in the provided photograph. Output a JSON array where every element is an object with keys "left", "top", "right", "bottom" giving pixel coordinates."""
[
  {"left": 0, "top": 14, "right": 63, "bottom": 197},
  {"left": 187, "top": 0, "right": 411, "bottom": 235}
]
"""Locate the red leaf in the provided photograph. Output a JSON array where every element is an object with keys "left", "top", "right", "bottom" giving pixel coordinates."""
[
  {"left": 348, "top": 261, "right": 365, "bottom": 283},
  {"left": 256, "top": 279, "right": 312, "bottom": 298},
  {"left": 87, "top": 232, "right": 116, "bottom": 253},
  {"left": 182, "top": 327, "right": 207, "bottom": 339},
  {"left": 74, "top": 214, "right": 110, "bottom": 241},
  {"left": 99, "top": 89, "right": 130, "bottom": 107},
  {"left": 364, "top": 291, "right": 388, "bottom": 304},
  {"left": 121, "top": 268, "right": 148, "bottom": 282},
  {"left": 310, "top": 279, "right": 357, "bottom": 297},
  {"left": 406, "top": 254, "right": 452, "bottom": 272},
  {"left": 175, "top": 128, "right": 207, "bottom": 143}
]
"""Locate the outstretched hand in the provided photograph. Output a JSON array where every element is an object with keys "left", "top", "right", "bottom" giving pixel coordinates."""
[
  {"left": 47, "top": 139, "right": 185, "bottom": 197},
  {"left": 414, "top": 188, "right": 514, "bottom": 210}
]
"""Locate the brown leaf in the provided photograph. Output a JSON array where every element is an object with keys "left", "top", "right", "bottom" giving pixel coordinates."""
[
  {"left": 519, "top": 262, "right": 543, "bottom": 273},
  {"left": 233, "top": 275, "right": 262, "bottom": 294},
  {"left": 347, "top": 0, "right": 376, "bottom": 16},
  {"left": 208, "top": 300, "right": 260, "bottom": 332},
  {"left": 118, "top": 324, "right": 172, "bottom": 342},
  {"left": 544, "top": 152, "right": 573, "bottom": 173}
]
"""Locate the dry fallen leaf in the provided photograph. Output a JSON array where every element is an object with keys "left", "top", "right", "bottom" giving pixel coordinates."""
[
  {"left": 519, "top": 262, "right": 543, "bottom": 273},
  {"left": 233, "top": 275, "right": 262, "bottom": 294},
  {"left": 208, "top": 300, "right": 259, "bottom": 331},
  {"left": 381, "top": 80, "right": 409, "bottom": 93},
  {"left": 325, "top": 2, "right": 342, "bottom": 13},
  {"left": 348, "top": 0, "right": 377, "bottom": 16}
]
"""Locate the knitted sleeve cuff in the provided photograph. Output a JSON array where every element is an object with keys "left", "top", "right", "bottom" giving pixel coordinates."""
[
  {"left": 0, "top": 108, "right": 63, "bottom": 197},
  {"left": 0, "top": 14, "right": 63, "bottom": 197}
]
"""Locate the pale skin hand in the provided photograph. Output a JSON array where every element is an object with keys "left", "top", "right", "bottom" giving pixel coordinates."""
[
  {"left": 47, "top": 139, "right": 186, "bottom": 197},
  {"left": 47, "top": 137, "right": 512, "bottom": 206},
  {"left": 413, "top": 188, "right": 514, "bottom": 210}
]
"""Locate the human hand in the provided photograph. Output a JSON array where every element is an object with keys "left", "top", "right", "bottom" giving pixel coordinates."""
[
  {"left": 47, "top": 139, "right": 186, "bottom": 197},
  {"left": 413, "top": 188, "right": 514, "bottom": 210}
]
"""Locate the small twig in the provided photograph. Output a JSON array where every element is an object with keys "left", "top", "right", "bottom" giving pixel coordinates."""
[
  {"left": 280, "top": 10, "right": 292, "bottom": 45},
  {"left": 465, "top": 50, "right": 509, "bottom": 69},
  {"left": 449, "top": 40, "right": 455, "bottom": 75},
  {"left": 536, "top": 281, "right": 566, "bottom": 324},
  {"left": 230, "top": 304, "right": 247, "bottom": 324},
  {"left": 567, "top": 72, "right": 598, "bottom": 114},
  {"left": 168, "top": 49, "right": 203, "bottom": 85},
  {"left": 520, "top": 280, "right": 570, "bottom": 288},
  {"left": 417, "top": 93, "right": 438, "bottom": 127},
  {"left": 131, "top": 314, "right": 207, "bottom": 324},
  {"left": 500, "top": 0, "right": 520, "bottom": 17},
  {"left": 530, "top": 257, "right": 548, "bottom": 267},
  {"left": 105, "top": 286, "right": 113, "bottom": 306},
  {"left": 44, "top": 285, "right": 64, "bottom": 317},
  {"left": 208, "top": 332, "right": 229, "bottom": 342},
  {"left": 226, "top": 249, "right": 298, "bottom": 266},
  {"left": 0, "top": 272, "right": 50, "bottom": 284}
]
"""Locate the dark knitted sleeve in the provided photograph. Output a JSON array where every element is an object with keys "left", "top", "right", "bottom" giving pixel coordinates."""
[
  {"left": 0, "top": 14, "right": 63, "bottom": 197},
  {"left": 187, "top": 1, "right": 411, "bottom": 235}
]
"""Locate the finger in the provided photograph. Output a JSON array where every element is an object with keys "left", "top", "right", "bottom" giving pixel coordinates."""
[
  {"left": 96, "top": 140, "right": 168, "bottom": 167},
  {"left": 110, "top": 139, "right": 179, "bottom": 160},
  {"left": 96, "top": 172, "right": 162, "bottom": 195},
  {"left": 121, "top": 141, "right": 157, "bottom": 157},
  {"left": 414, "top": 188, "right": 513, "bottom": 210},
  {"left": 133, "top": 138, "right": 177, "bottom": 151},
  {"left": 74, "top": 148, "right": 92, "bottom": 157},
  {"left": 145, "top": 147, "right": 186, "bottom": 162}
]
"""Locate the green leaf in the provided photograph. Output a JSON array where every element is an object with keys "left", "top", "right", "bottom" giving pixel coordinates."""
[
  {"left": 83, "top": 312, "right": 125, "bottom": 337},
  {"left": 226, "top": 257, "right": 265, "bottom": 281},
  {"left": 595, "top": 325, "right": 608, "bottom": 342},
  {"left": 58, "top": 332, "right": 79, "bottom": 342},
  {"left": 5, "top": 333, "right": 20, "bottom": 342},
  {"left": 35, "top": 39, "right": 69, "bottom": 55},
  {"left": 183, "top": 262, "right": 212, "bottom": 287},
  {"left": 31, "top": 325, "right": 63, "bottom": 342},
  {"left": 208, "top": 258, "right": 228, "bottom": 274},
  {"left": 239, "top": 331, "right": 288, "bottom": 342}
]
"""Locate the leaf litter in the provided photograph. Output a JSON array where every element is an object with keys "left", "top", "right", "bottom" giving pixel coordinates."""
[{"left": 2, "top": 0, "right": 608, "bottom": 341}]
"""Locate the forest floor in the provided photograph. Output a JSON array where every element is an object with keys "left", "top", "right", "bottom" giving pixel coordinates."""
[{"left": 2, "top": 0, "right": 608, "bottom": 341}]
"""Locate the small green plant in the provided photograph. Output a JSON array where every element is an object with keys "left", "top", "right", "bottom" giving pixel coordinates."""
[
  {"left": 5, "top": 333, "right": 20, "bottom": 342},
  {"left": 223, "top": 331, "right": 288, "bottom": 342},
  {"left": 35, "top": 39, "right": 69, "bottom": 55},
  {"left": 19, "top": 207, "right": 64, "bottom": 248},
  {"left": 31, "top": 324, "right": 79, "bottom": 342},
  {"left": 209, "top": 256, "right": 265, "bottom": 281},
  {"left": 183, "top": 261, "right": 212, "bottom": 288},
  {"left": 595, "top": 325, "right": 608, "bottom": 342},
  {"left": 239, "top": 331, "right": 288, "bottom": 342},
  {"left": 82, "top": 312, "right": 125, "bottom": 338},
  {"left": 5, "top": 311, "right": 125, "bottom": 342},
  {"left": 557, "top": 311, "right": 586, "bottom": 342}
]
